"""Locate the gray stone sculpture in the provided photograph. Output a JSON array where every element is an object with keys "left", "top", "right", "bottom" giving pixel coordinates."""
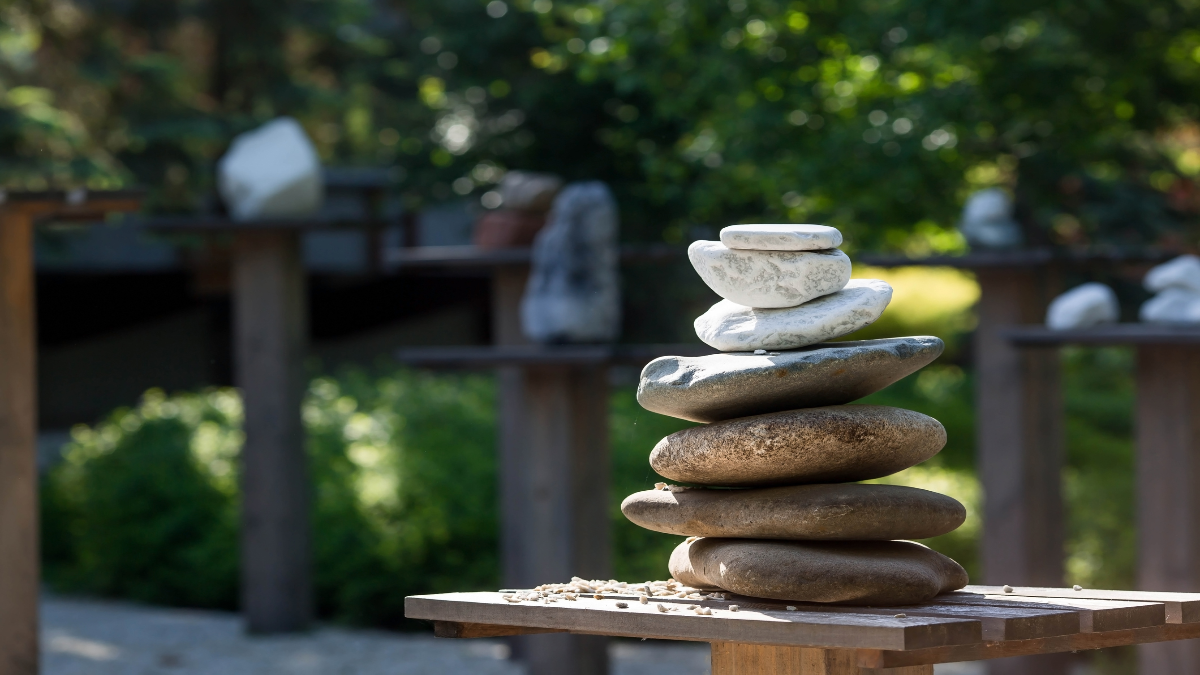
[
  {"left": 520, "top": 181, "right": 620, "bottom": 343},
  {"left": 958, "top": 188, "right": 1023, "bottom": 250},
  {"left": 217, "top": 117, "right": 323, "bottom": 221}
]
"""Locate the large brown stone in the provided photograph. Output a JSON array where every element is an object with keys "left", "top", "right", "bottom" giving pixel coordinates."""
[
  {"left": 649, "top": 405, "right": 946, "bottom": 487},
  {"left": 669, "top": 538, "right": 968, "bottom": 605},
  {"left": 622, "top": 484, "right": 965, "bottom": 540}
]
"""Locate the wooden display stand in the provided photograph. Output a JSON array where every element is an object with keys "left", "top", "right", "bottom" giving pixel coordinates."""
[
  {"left": 407, "top": 585, "right": 1200, "bottom": 674},
  {"left": 0, "top": 189, "right": 143, "bottom": 675}
]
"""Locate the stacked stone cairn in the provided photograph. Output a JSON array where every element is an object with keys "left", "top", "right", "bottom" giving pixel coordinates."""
[{"left": 622, "top": 224, "right": 970, "bottom": 606}]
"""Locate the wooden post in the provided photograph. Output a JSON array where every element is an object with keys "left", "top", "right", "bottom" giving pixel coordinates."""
[
  {"left": 491, "top": 264, "right": 611, "bottom": 675},
  {"left": 974, "top": 267, "right": 1066, "bottom": 675},
  {"left": 1136, "top": 345, "right": 1200, "bottom": 674},
  {"left": 709, "top": 643, "right": 932, "bottom": 675},
  {"left": 0, "top": 210, "right": 39, "bottom": 675},
  {"left": 233, "top": 231, "right": 312, "bottom": 633}
]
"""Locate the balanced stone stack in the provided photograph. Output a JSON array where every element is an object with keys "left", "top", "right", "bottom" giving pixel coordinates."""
[{"left": 622, "top": 224, "right": 969, "bottom": 606}]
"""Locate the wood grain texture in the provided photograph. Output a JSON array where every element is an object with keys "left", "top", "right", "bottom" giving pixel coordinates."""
[
  {"left": 404, "top": 593, "right": 983, "bottom": 651},
  {"left": 234, "top": 232, "right": 312, "bottom": 633},
  {"left": 432, "top": 621, "right": 565, "bottom": 638},
  {"left": 1136, "top": 344, "right": 1200, "bottom": 674},
  {"left": 937, "top": 593, "right": 1164, "bottom": 632},
  {"left": 965, "top": 585, "right": 1200, "bottom": 624},
  {"left": 710, "top": 643, "right": 932, "bottom": 674},
  {"left": 0, "top": 211, "right": 38, "bottom": 675}
]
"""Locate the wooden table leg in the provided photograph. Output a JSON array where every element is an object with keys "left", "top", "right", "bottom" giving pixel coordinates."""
[
  {"left": 1136, "top": 344, "right": 1200, "bottom": 674},
  {"left": 233, "top": 231, "right": 312, "bottom": 633},
  {"left": 709, "top": 643, "right": 932, "bottom": 674},
  {"left": 974, "top": 267, "right": 1068, "bottom": 675},
  {"left": 0, "top": 210, "right": 39, "bottom": 675}
]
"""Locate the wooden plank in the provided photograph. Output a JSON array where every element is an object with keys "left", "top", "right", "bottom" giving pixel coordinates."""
[
  {"left": 1005, "top": 324, "right": 1200, "bottom": 345},
  {"left": 966, "top": 585, "right": 1200, "bottom": 624},
  {"left": 937, "top": 593, "right": 1164, "bottom": 632},
  {"left": 0, "top": 210, "right": 39, "bottom": 675},
  {"left": 856, "top": 620, "right": 1200, "bottom": 669},
  {"left": 233, "top": 231, "right": 312, "bottom": 633},
  {"left": 710, "top": 643, "right": 932, "bottom": 675},
  {"left": 1135, "top": 344, "right": 1200, "bottom": 674},
  {"left": 432, "top": 621, "right": 565, "bottom": 638},
  {"left": 404, "top": 592, "right": 983, "bottom": 651}
]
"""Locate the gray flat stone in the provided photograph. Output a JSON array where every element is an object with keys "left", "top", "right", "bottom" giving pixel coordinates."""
[
  {"left": 637, "top": 336, "right": 943, "bottom": 423},
  {"left": 688, "top": 241, "right": 851, "bottom": 309},
  {"left": 650, "top": 405, "right": 946, "bottom": 487},
  {"left": 669, "top": 538, "right": 969, "bottom": 605},
  {"left": 694, "top": 279, "right": 892, "bottom": 352},
  {"left": 720, "top": 224, "right": 842, "bottom": 251},
  {"left": 622, "top": 484, "right": 965, "bottom": 540}
]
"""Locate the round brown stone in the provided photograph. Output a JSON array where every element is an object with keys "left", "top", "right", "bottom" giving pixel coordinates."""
[
  {"left": 669, "top": 538, "right": 968, "bottom": 605},
  {"left": 649, "top": 405, "right": 946, "bottom": 487},
  {"left": 622, "top": 484, "right": 965, "bottom": 540}
]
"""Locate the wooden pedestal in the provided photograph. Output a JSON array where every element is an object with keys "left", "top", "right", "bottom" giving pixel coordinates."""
[
  {"left": 233, "top": 231, "right": 312, "bottom": 633},
  {"left": 710, "top": 643, "right": 931, "bottom": 674}
]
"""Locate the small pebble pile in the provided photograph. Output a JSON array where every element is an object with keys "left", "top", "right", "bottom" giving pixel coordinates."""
[{"left": 623, "top": 224, "right": 970, "bottom": 606}]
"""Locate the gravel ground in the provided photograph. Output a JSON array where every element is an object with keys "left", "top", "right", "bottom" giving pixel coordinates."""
[{"left": 41, "top": 595, "right": 983, "bottom": 675}]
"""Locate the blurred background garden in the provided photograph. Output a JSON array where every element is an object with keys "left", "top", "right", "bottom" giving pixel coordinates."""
[{"left": 4, "top": 0, "right": 1193, "bottom": 654}]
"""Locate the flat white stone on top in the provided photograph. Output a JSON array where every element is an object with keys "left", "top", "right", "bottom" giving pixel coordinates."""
[
  {"left": 1045, "top": 282, "right": 1119, "bottom": 330},
  {"left": 1145, "top": 254, "right": 1200, "bottom": 294},
  {"left": 720, "top": 224, "right": 843, "bottom": 251},
  {"left": 688, "top": 241, "right": 851, "bottom": 309},
  {"left": 694, "top": 278, "right": 893, "bottom": 351}
]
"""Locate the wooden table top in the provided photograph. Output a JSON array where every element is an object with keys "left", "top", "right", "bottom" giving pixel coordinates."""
[{"left": 405, "top": 585, "right": 1200, "bottom": 668}]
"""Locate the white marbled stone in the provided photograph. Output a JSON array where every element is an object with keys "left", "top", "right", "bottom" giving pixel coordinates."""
[
  {"left": 1046, "top": 283, "right": 1119, "bottom": 330},
  {"left": 1140, "top": 287, "right": 1200, "bottom": 324},
  {"left": 694, "top": 279, "right": 893, "bottom": 352},
  {"left": 1145, "top": 254, "right": 1200, "bottom": 294},
  {"left": 720, "top": 224, "right": 843, "bottom": 251},
  {"left": 217, "top": 117, "right": 323, "bottom": 221},
  {"left": 688, "top": 241, "right": 851, "bottom": 309}
]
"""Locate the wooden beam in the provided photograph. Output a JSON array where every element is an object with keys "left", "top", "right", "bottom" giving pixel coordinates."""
[
  {"left": 711, "top": 643, "right": 932, "bottom": 675},
  {"left": 0, "top": 210, "right": 39, "bottom": 675},
  {"left": 233, "top": 231, "right": 312, "bottom": 633},
  {"left": 1135, "top": 344, "right": 1200, "bottom": 673},
  {"left": 432, "top": 621, "right": 565, "bottom": 638},
  {"left": 973, "top": 267, "right": 1066, "bottom": 675}
]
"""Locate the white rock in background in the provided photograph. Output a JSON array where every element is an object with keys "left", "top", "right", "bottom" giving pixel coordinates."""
[
  {"left": 1140, "top": 287, "right": 1200, "bottom": 324},
  {"left": 521, "top": 181, "right": 621, "bottom": 342},
  {"left": 1144, "top": 254, "right": 1200, "bottom": 294},
  {"left": 688, "top": 241, "right": 851, "bottom": 309},
  {"left": 694, "top": 279, "right": 893, "bottom": 352},
  {"left": 1045, "top": 283, "right": 1119, "bottom": 330},
  {"left": 720, "top": 224, "right": 843, "bottom": 251},
  {"left": 217, "top": 118, "right": 323, "bottom": 221},
  {"left": 958, "top": 188, "right": 1023, "bottom": 249},
  {"left": 498, "top": 171, "right": 563, "bottom": 211}
]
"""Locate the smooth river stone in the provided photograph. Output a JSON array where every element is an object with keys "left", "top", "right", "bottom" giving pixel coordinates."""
[
  {"left": 669, "top": 538, "right": 969, "bottom": 605},
  {"left": 720, "top": 224, "right": 843, "bottom": 251},
  {"left": 688, "top": 241, "right": 851, "bottom": 309},
  {"left": 637, "top": 336, "right": 943, "bottom": 423},
  {"left": 622, "top": 484, "right": 965, "bottom": 540},
  {"left": 650, "top": 405, "right": 945, "bottom": 487},
  {"left": 694, "top": 279, "right": 892, "bottom": 352}
]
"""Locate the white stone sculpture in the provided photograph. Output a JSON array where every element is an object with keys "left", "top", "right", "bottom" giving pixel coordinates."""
[
  {"left": 499, "top": 171, "right": 563, "bottom": 211},
  {"left": 688, "top": 241, "right": 851, "bottom": 309},
  {"left": 1045, "top": 283, "right": 1119, "bottom": 330},
  {"left": 958, "top": 188, "right": 1022, "bottom": 250},
  {"left": 217, "top": 117, "right": 324, "bottom": 221},
  {"left": 1144, "top": 255, "right": 1200, "bottom": 295},
  {"left": 720, "top": 224, "right": 843, "bottom": 251},
  {"left": 520, "top": 181, "right": 620, "bottom": 343},
  {"left": 1140, "top": 287, "right": 1200, "bottom": 324}
]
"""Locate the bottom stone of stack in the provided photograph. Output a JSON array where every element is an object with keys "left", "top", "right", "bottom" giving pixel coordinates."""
[{"left": 669, "top": 537, "right": 968, "bottom": 606}]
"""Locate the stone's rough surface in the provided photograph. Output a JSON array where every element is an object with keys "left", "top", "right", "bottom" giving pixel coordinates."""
[
  {"left": 621, "top": 484, "right": 966, "bottom": 540},
  {"left": 670, "top": 538, "right": 969, "bottom": 605},
  {"left": 637, "top": 336, "right": 943, "bottom": 423},
  {"left": 694, "top": 279, "right": 893, "bottom": 352},
  {"left": 521, "top": 181, "right": 621, "bottom": 343},
  {"left": 650, "top": 405, "right": 945, "bottom": 487},
  {"left": 720, "top": 224, "right": 843, "bottom": 251},
  {"left": 958, "top": 188, "right": 1022, "bottom": 250},
  {"left": 667, "top": 538, "right": 722, "bottom": 590},
  {"left": 217, "top": 117, "right": 324, "bottom": 221},
  {"left": 1145, "top": 254, "right": 1200, "bottom": 294},
  {"left": 688, "top": 241, "right": 851, "bottom": 309},
  {"left": 1046, "top": 283, "right": 1119, "bottom": 330},
  {"left": 1140, "top": 287, "right": 1200, "bottom": 324}
]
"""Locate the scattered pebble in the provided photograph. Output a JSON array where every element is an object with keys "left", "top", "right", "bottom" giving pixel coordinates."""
[
  {"left": 894, "top": 614, "right": 907, "bottom": 619},
  {"left": 615, "top": 602, "right": 628, "bottom": 609},
  {"left": 695, "top": 607, "right": 712, "bottom": 616},
  {"left": 685, "top": 605, "right": 697, "bottom": 611},
  {"left": 564, "top": 593, "right": 577, "bottom": 600},
  {"left": 1002, "top": 585, "right": 1014, "bottom": 593},
  {"left": 729, "top": 605, "right": 740, "bottom": 612},
  {"left": 786, "top": 606, "right": 797, "bottom": 612},
  {"left": 640, "top": 596, "right": 649, "bottom": 605},
  {"left": 754, "top": 349, "right": 767, "bottom": 355},
  {"left": 593, "top": 594, "right": 603, "bottom": 600},
  {"left": 654, "top": 482, "right": 667, "bottom": 490},
  {"left": 657, "top": 604, "right": 669, "bottom": 613},
  {"left": 1073, "top": 585, "right": 1083, "bottom": 591}
]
